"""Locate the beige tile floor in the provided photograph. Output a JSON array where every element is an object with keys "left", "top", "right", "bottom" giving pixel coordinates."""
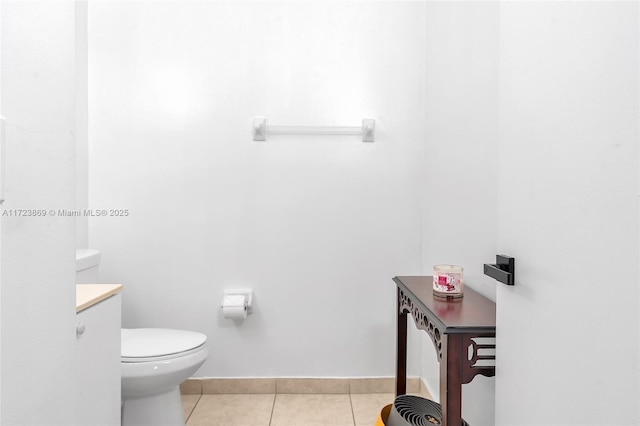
[{"left": 182, "top": 392, "right": 427, "bottom": 426}]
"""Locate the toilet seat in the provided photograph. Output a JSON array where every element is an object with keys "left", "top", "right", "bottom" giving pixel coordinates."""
[{"left": 122, "top": 328, "right": 207, "bottom": 363}]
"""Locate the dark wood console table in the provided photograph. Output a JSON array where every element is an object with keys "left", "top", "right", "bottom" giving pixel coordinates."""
[{"left": 394, "top": 276, "right": 496, "bottom": 425}]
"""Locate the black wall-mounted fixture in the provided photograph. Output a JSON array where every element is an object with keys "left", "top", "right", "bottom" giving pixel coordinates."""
[{"left": 484, "top": 255, "right": 515, "bottom": 285}]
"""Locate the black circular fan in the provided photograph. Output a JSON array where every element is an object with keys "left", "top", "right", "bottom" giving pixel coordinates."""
[{"left": 387, "top": 395, "right": 469, "bottom": 426}]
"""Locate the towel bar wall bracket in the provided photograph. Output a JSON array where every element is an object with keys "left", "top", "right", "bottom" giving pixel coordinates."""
[
  {"left": 252, "top": 117, "right": 375, "bottom": 142},
  {"left": 484, "top": 255, "right": 515, "bottom": 285}
]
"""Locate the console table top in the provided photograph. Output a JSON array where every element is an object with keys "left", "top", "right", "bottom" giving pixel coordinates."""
[{"left": 393, "top": 276, "right": 496, "bottom": 334}]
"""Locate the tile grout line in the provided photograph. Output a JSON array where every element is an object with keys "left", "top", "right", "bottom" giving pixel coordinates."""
[
  {"left": 184, "top": 393, "right": 202, "bottom": 425},
  {"left": 348, "top": 381, "right": 356, "bottom": 426},
  {"left": 268, "top": 393, "right": 277, "bottom": 426},
  {"left": 348, "top": 392, "right": 357, "bottom": 426}
]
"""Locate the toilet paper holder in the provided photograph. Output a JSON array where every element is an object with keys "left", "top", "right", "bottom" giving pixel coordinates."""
[{"left": 221, "top": 289, "right": 254, "bottom": 314}]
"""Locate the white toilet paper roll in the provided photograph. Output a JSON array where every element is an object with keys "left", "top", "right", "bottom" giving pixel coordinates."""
[
  {"left": 223, "top": 305, "right": 247, "bottom": 320},
  {"left": 222, "top": 295, "right": 247, "bottom": 320}
]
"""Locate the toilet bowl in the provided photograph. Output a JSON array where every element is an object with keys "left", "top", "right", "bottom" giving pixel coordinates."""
[
  {"left": 76, "top": 249, "right": 209, "bottom": 426},
  {"left": 121, "top": 328, "right": 208, "bottom": 426}
]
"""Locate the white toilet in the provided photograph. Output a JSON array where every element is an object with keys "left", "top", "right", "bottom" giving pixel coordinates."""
[{"left": 76, "top": 249, "right": 209, "bottom": 426}]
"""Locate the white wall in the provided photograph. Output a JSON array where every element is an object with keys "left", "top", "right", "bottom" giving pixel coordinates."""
[
  {"left": 0, "top": 1, "right": 77, "bottom": 424},
  {"left": 88, "top": 1, "right": 425, "bottom": 377},
  {"left": 0, "top": 2, "right": 3, "bottom": 419},
  {"left": 420, "top": 3, "right": 640, "bottom": 424},
  {"left": 421, "top": 3, "right": 498, "bottom": 425},
  {"left": 84, "top": 2, "right": 640, "bottom": 423},
  {"left": 76, "top": 0, "right": 89, "bottom": 248},
  {"left": 496, "top": 3, "right": 639, "bottom": 424}
]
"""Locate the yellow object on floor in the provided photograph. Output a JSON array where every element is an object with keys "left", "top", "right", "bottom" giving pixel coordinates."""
[{"left": 375, "top": 404, "right": 392, "bottom": 426}]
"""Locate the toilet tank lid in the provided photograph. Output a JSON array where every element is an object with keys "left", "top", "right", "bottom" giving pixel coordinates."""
[
  {"left": 121, "top": 328, "right": 207, "bottom": 358},
  {"left": 76, "top": 249, "right": 101, "bottom": 272}
]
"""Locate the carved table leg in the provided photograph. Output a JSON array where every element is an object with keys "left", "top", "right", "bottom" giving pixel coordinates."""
[
  {"left": 396, "top": 288, "right": 407, "bottom": 396},
  {"left": 440, "top": 334, "right": 463, "bottom": 426}
]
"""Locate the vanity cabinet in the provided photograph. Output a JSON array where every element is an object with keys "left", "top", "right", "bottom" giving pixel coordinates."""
[{"left": 76, "top": 285, "right": 122, "bottom": 426}]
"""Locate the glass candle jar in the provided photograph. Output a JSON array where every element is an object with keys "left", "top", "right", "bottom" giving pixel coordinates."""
[{"left": 433, "top": 264, "right": 464, "bottom": 299}]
